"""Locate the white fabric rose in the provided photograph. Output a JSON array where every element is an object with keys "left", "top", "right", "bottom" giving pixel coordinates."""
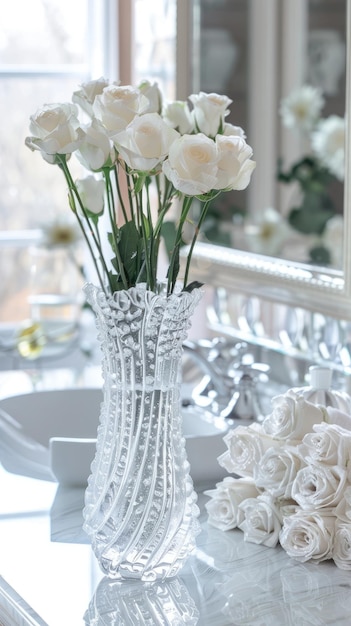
[
  {"left": 335, "top": 485, "right": 351, "bottom": 523},
  {"left": 214, "top": 135, "right": 256, "bottom": 191},
  {"left": 254, "top": 445, "right": 304, "bottom": 499},
  {"left": 238, "top": 493, "right": 283, "bottom": 548},
  {"left": 163, "top": 101, "right": 195, "bottom": 135},
  {"left": 76, "top": 118, "right": 116, "bottom": 171},
  {"left": 162, "top": 133, "right": 218, "bottom": 196},
  {"left": 25, "top": 102, "right": 82, "bottom": 163},
  {"left": 113, "top": 112, "right": 179, "bottom": 172},
  {"left": 93, "top": 84, "right": 149, "bottom": 133},
  {"left": 218, "top": 423, "right": 281, "bottom": 478},
  {"left": 292, "top": 463, "right": 348, "bottom": 510},
  {"left": 204, "top": 476, "right": 260, "bottom": 531},
  {"left": 333, "top": 521, "right": 351, "bottom": 569},
  {"left": 298, "top": 422, "right": 351, "bottom": 468},
  {"left": 262, "top": 391, "right": 324, "bottom": 441},
  {"left": 72, "top": 76, "right": 110, "bottom": 117},
  {"left": 189, "top": 91, "right": 232, "bottom": 137},
  {"left": 75, "top": 176, "right": 105, "bottom": 216},
  {"left": 279, "top": 510, "right": 335, "bottom": 563}
]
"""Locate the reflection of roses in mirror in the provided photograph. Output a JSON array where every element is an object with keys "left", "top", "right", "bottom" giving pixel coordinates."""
[{"left": 277, "top": 84, "right": 345, "bottom": 267}]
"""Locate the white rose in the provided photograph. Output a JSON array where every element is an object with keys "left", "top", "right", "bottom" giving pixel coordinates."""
[
  {"left": 292, "top": 463, "right": 348, "bottom": 510},
  {"left": 25, "top": 102, "right": 82, "bottom": 163},
  {"left": 93, "top": 84, "right": 149, "bottom": 132},
  {"left": 254, "top": 445, "right": 304, "bottom": 499},
  {"left": 76, "top": 118, "right": 116, "bottom": 171},
  {"left": 279, "top": 510, "right": 335, "bottom": 563},
  {"left": 238, "top": 493, "right": 283, "bottom": 548},
  {"left": 222, "top": 123, "right": 246, "bottom": 138},
  {"left": 262, "top": 391, "right": 324, "bottom": 441},
  {"left": 113, "top": 112, "right": 179, "bottom": 172},
  {"left": 333, "top": 521, "right": 351, "bottom": 569},
  {"left": 162, "top": 132, "right": 218, "bottom": 196},
  {"left": 76, "top": 175, "right": 105, "bottom": 216},
  {"left": 298, "top": 422, "right": 351, "bottom": 467},
  {"left": 323, "top": 406, "right": 351, "bottom": 431},
  {"left": 335, "top": 485, "right": 351, "bottom": 522},
  {"left": 72, "top": 76, "right": 111, "bottom": 117},
  {"left": 138, "top": 80, "right": 163, "bottom": 113},
  {"left": 214, "top": 135, "right": 256, "bottom": 191},
  {"left": 189, "top": 91, "right": 232, "bottom": 137},
  {"left": 218, "top": 423, "right": 281, "bottom": 478},
  {"left": 204, "top": 476, "right": 260, "bottom": 531},
  {"left": 163, "top": 101, "right": 195, "bottom": 135}
]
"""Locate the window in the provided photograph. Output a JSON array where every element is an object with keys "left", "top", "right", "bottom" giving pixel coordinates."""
[{"left": 0, "top": 0, "right": 117, "bottom": 322}]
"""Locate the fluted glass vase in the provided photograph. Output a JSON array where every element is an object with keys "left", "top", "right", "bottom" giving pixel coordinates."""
[{"left": 83, "top": 283, "right": 202, "bottom": 582}]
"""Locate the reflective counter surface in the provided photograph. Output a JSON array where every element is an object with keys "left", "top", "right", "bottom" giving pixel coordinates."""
[{"left": 1, "top": 370, "right": 351, "bottom": 625}]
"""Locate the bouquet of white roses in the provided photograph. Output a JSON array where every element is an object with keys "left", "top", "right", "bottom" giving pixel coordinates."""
[
  {"left": 25, "top": 78, "right": 255, "bottom": 297},
  {"left": 205, "top": 385, "right": 351, "bottom": 570},
  {"left": 277, "top": 84, "right": 344, "bottom": 266}
]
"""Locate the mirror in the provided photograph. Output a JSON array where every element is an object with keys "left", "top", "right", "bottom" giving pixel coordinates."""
[{"left": 177, "top": 0, "right": 351, "bottom": 320}]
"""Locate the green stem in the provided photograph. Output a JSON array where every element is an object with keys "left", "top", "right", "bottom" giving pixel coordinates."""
[
  {"left": 137, "top": 187, "right": 154, "bottom": 291},
  {"left": 183, "top": 199, "right": 211, "bottom": 289},
  {"left": 167, "top": 195, "right": 194, "bottom": 295},
  {"left": 57, "top": 155, "right": 110, "bottom": 293},
  {"left": 103, "top": 168, "right": 129, "bottom": 290}
]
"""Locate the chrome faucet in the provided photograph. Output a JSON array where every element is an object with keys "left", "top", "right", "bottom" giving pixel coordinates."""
[{"left": 183, "top": 338, "right": 269, "bottom": 421}]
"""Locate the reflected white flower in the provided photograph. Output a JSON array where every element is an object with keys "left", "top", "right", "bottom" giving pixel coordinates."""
[
  {"left": 41, "top": 218, "right": 81, "bottom": 248},
  {"left": 311, "top": 115, "right": 345, "bottom": 181},
  {"left": 280, "top": 85, "right": 325, "bottom": 131},
  {"left": 244, "top": 207, "right": 291, "bottom": 256}
]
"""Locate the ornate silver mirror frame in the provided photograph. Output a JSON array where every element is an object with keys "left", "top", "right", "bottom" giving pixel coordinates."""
[{"left": 180, "top": 0, "right": 351, "bottom": 322}]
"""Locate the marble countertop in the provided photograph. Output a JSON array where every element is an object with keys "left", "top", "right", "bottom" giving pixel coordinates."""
[
  {"left": 0, "top": 368, "right": 351, "bottom": 625},
  {"left": 1, "top": 462, "right": 351, "bottom": 626}
]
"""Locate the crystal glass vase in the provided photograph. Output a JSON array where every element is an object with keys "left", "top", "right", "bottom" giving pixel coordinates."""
[{"left": 83, "top": 283, "right": 202, "bottom": 581}]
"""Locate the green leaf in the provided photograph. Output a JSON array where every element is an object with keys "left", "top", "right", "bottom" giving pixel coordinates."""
[
  {"left": 167, "top": 242, "right": 180, "bottom": 291},
  {"left": 183, "top": 281, "right": 203, "bottom": 292},
  {"left": 288, "top": 204, "right": 335, "bottom": 235},
  {"left": 117, "top": 220, "right": 142, "bottom": 284},
  {"left": 309, "top": 245, "right": 331, "bottom": 266},
  {"left": 161, "top": 221, "right": 185, "bottom": 259}
]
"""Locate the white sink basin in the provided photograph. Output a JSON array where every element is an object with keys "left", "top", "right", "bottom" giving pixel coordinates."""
[{"left": 0, "top": 388, "right": 228, "bottom": 487}]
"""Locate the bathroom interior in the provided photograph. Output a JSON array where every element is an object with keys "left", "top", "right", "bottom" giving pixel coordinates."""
[{"left": 1, "top": 1, "right": 351, "bottom": 624}]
